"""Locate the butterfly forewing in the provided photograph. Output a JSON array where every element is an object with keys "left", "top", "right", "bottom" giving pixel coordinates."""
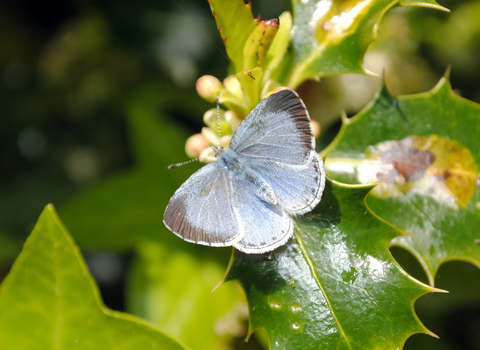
[
  {"left": 163, "top": 163, "right": 244, "bottom": 246},
  {"left": 230, "top": 89, "right": 315, "bottom": 166}
]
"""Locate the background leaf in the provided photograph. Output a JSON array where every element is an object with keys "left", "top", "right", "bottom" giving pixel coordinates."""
[
  {"left": 0, "top": 205, "right": 187, "bottom": 350},
  {"left": 59, "top": 84, "right": 201, "bottom": 250},
  {"left": 324, "top": 75, "right": 480, "bottom": 285},
  {"left": 226, "top": 179, "right": 435, "bottom": 350},
  {"left": 127, "top": 241, "right": 247, "bottom": 350}
]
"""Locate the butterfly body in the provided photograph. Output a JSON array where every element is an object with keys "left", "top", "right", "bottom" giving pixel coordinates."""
[
  {"left": 216, "top": 147, "right": 277, "bottom": 205},
  {"left": 164, "top": 89, "right": 325, "bottom": 254}
]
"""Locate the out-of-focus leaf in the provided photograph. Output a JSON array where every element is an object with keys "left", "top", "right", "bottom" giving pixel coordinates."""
[
  {"left": 60, "top": 85, "right": 200, "bottom": 251},
  {"left": 208, "top": 0, "right": 257, "bottom": 72},
  {"left": 286, "top": 0, "right": 448, "bottom": 89},
  {"left": 324, "top": 75, "right": 480, "bottom": 285},
  {"left": 0, "top": 205, "right": 187, "bottom": 350},
  {"left": 127, "top": 241, "right": 247, "bottom": 350},
  {"left": 226, "top": 179, "right": 435, "bottom": 350},
  {"left": 423, "top": 0, "right": 480, "bottom": 77}
]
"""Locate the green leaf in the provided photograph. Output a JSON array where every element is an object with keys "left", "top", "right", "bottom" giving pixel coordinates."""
[
  {"left": 60, "top": 85, "right": 200, "bottom": 250},
  {"left": 324, "top": 75, "right": 480, "bottom": 285},
  {"left": 0, "top": 205, "right": 187, "bottom": 350},
  {"left": 208, "top": 0, "right": 257, "bottom": 73},
  {"left": 225, "top": 179, "right": 435, "bottom": 349},
  {"left": 127, "top": 241, "right": 247, "bottom": 350},
  {"left": 286, "top": 0, "right": 449, "bottom": 89}
]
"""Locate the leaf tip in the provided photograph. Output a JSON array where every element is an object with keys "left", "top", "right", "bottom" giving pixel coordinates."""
[
  {"left": 364, "top": 67, "right": 380, "bottom": 78},
  {"left": 430, "top": 66, "right": 453, "bottom": 95},
  {"left": 432, "top": 286, "right": 449, "bottom": 294},
  {"left": 43, "top": 203, "right": 58, "bottom": 219},
  {"left": 399, "top": 1, "right": 450, "bottom": 13},
  {"left": 443, "top": 64, "right": 452, "bottom": 80},
  {"left": 340, "top": 110, "right": 349, "bottom": 125},
  {"left": 212, "top": 248, "right": 236, "bottom": 293}
]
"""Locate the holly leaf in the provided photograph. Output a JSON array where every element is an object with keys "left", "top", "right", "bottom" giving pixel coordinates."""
[
  {"left": 225, "top": 179, "right": 436, "bottom": 349},
  {"left": 286, "top": 0, "right": 448, "bottom": 89},
  {"left": 324, "top": 74, "right": 480, "bottom": 286},
  {"left": 0, "top": 205, "right": 186, "bottom": 350}
]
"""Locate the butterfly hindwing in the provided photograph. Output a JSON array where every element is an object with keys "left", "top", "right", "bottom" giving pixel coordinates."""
[
  {"left": 248, "top": 151, "right": 326, "bottom": 216},
  {"left": 231, "top": 179, "right": 294, "bottom": 254}
]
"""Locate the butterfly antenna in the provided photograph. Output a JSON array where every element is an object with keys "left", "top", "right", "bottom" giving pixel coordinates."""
[
  {"left": 168, "top": 158, "right": 199, "bottom": 169},
  {"left": 216, "top": 96, "right": 222, "bottom": 148},
  {"left": 168, "top": 150, "right": 215, "bottom": 169}
]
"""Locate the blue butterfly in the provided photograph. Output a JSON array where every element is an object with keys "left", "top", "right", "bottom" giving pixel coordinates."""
[{"left": 164, "top": 88, "right": 325, "bottom": 254}]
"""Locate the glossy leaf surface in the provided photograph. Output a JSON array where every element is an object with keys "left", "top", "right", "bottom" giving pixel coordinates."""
[
  {"left": 0, "top": 205, "right": 186, "bottom": 350},
  {"left": 226, "top": 179, "right": 435, "bottom": 349},
  {"left": 287, "top": 0, "right": 448, "bottom": 88},
  {"left": 325, "top": 75, "right": 480, "bottom": 285}
]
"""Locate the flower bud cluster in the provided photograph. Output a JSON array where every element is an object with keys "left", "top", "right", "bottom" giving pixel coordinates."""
[{"left": 186, "top": 11, "right": 321, "bottom": 161}]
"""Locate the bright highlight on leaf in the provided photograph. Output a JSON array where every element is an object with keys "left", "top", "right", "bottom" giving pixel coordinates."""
[
  {"left": 357, "top": 135, "right": 477, "bottom": 209},
  {"left": 287, "top": 0, "right": 449, "bottom": 88},
  {"left": 0, "top": 205, "right": 187, "bottom": 350},
  {"left": 325, "top": 75, "right": 480, "bottom": 286}
]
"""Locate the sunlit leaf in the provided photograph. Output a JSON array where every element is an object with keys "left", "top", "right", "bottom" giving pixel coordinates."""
[
  {"left": 286, "top": 0, "right": 448, "bottom": 88},
  {"left": 0, "top": 205, "right": 187, "bottom": 350},
  {"left": 325, "top": 74, "right": 480, "bottom": 285}
]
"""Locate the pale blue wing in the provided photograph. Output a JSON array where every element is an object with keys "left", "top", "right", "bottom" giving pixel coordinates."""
[
  {"left": 232, "top": 180, "right": 294, "bottom": 254},
  {"left": 249, "top": 152, "right": 326, "bottom": 216},
  {"left": 230, "top": 89, "right": 315, "bottom": 166},
  {"left": 163, "top": 163, "right": 244, "bottom": 247}
]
